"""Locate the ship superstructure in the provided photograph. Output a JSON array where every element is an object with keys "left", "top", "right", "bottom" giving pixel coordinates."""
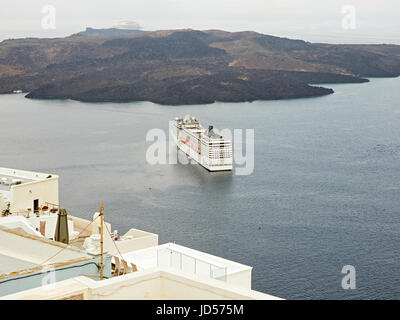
[{"left": 170, "top": 115, "right": 233, "bottom": 171}]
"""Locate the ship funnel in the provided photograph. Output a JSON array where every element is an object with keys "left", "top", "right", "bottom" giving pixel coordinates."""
[{"left": 207, "top": 125, "right": 214, "bottom": 137}]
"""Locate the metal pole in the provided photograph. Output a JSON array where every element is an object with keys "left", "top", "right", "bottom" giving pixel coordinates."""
[{"left": 100, "top": 202, "right": 104, "bottom": 280}]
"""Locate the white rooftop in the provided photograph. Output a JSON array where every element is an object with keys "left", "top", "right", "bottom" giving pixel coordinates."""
[
  {"left": 0, "top": 174, "right": 35, "bottom": 192},
  {"left": 0, "top": 167, "right": 54, "bottom": 184},
  {"left": 0, "top": 216, "right": 43, "bottom": 237},
  {"left": 116, "top": 243, "right": 251, "bottom": 278},
  {"left": 0, "top": 254, "right": 39, "bottom": 275},
  {"left": 0, "top": 225, "right": 94, "bottom": 278},
  {"left": 1, "top": 268, "right": 282, "bottom": 300}
]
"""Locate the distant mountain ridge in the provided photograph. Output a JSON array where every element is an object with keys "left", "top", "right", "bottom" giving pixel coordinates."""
[
  {"left": 74, "top": 27, "right": 145, "bottom": 37},
  {"left": 0, "top": 28, "right": 399, "bottom": 105}
]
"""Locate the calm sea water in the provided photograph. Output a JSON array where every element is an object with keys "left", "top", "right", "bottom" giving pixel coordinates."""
[{"left": 0, "top": 78, "right": 399, "bottom": 299}]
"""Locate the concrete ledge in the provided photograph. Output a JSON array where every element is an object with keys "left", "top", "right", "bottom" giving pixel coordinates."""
[{"left": 0, "top": 267, "right": 282, "bottom": 300}]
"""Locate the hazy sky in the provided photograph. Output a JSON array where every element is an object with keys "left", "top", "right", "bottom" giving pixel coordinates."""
[{"left": 0, "top": 0, "right": 399, "bottom": 44}]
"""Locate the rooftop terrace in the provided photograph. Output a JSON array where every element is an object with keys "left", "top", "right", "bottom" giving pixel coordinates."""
[
  {"left": 0, "top": 167, "right": 54, "bottom": 184},
  {"left": 115, "top": 243, "right": 252, "bottom": 288}
]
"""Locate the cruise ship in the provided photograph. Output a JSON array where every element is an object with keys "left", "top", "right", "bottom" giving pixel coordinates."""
[{"left": 170, "top": 115, "right": 233, "bottom": 171}]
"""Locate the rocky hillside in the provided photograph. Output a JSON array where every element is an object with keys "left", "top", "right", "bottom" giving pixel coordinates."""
[{"left": 0, "top": 28, "right": 399, "bottom": 105}]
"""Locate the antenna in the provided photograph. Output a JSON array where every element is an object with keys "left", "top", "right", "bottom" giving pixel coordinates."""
[{"left": 100, "top": 202, "right": 104, "bottom": 280}]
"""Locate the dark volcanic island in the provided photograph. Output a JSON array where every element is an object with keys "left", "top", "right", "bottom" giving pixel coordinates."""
[{"left": 0, "top": 28, "right": 399, "bottom": 105}]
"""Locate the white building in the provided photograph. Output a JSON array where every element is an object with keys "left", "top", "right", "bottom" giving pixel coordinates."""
[
  {"left": 0, "top": 166, "right": 282, "bottom": 300},
  {"left": 0, "top": 167, "right": 59, "bottom": 215}
]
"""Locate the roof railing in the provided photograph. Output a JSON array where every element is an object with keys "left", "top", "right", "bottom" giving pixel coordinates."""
[{"left": 157, "top": 246, "right": 228, "bottom": 282}]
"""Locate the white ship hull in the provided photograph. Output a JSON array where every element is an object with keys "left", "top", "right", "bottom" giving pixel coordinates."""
[{"left": 170, "top": 119, "right": 233, "bottom": 172}]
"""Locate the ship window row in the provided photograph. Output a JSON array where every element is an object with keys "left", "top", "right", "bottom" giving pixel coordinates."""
[
  {"left": 209, "top": 154, "right": 232, "bottom": 159},
  {"left": 208, "top": 150, "right": 232, "bottom": 154},
  {"left": 208, "top": 151, "right": 232, "bottom": 154},
  {"left": 179, "top": 130, "right": 231, "bottom": 146},
  {"left": 206, "top": 143, "right": 228, "bottom": 147},
  {"left": 206, "top": 148, "right": 232, "bottom": 152}
]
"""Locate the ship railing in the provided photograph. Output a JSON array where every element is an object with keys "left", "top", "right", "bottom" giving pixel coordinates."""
[{"left": 157, "top": 246, "right": 227, "bottom": 282}]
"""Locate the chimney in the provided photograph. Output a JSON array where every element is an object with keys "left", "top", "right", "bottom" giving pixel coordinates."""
[{"left": 40, "top": 220, "right": 46, "bottom": 237}]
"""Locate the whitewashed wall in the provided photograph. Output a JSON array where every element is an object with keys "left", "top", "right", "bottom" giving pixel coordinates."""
[{"left": 10, "top": 177, "right": 59, "bottom": 213}]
